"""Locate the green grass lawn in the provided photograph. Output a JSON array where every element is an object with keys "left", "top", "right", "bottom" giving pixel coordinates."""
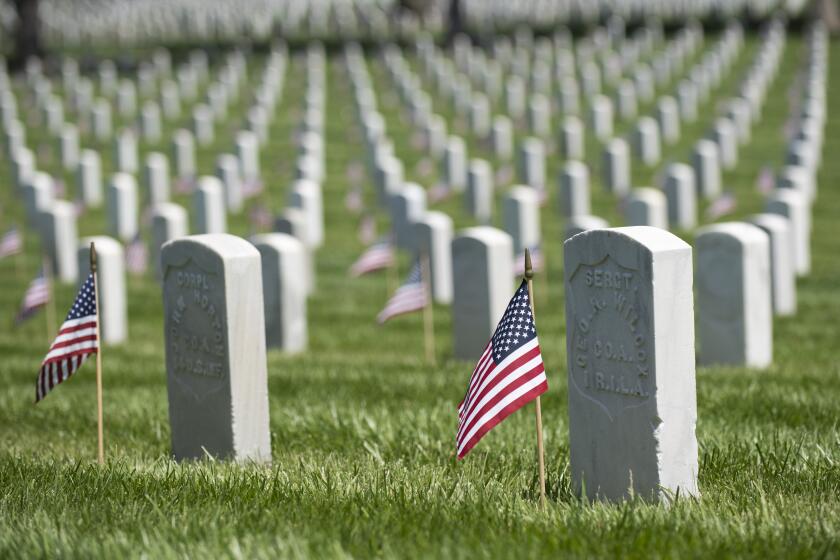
[{"left": 0, "top": 30, "right": 839, "bottom": 557}]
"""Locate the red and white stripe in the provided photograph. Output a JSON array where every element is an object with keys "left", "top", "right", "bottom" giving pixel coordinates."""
[
  {"left": 349, "top": 243, "right": 393, "bottom": 277},
  {"left": 456, "top": 337, "right": 547, "bottom": 458},
  {"left": 376, "top": 283, "right": 427, "bottom": 324},
  {"left": 35, "top": 315, "right": 98, "bottom": 402}
]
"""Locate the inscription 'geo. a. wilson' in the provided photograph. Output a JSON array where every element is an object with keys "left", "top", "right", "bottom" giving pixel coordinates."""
[
  {"left": 164, "top": 261, "right": 228, "bottom": 401},
  {"left": 567, "top": 256, "right": 651, "bottom": 419}
]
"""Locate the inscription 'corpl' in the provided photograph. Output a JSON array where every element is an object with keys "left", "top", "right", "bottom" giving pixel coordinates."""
[{"left": 569, "top": 257, "right": 652, "bottom": 418}]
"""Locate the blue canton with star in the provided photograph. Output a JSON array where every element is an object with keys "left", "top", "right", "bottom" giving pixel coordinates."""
[
  {"left": 491, "top": 280, "right": 537, "bottom": 363},
  {"left": 66, "top": 274, "right": 97, "bottom": 321}
]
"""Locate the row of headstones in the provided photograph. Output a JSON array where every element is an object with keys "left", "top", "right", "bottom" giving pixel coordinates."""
[{"left": 157, "top": 218, "right": 799, "bottom": 501}]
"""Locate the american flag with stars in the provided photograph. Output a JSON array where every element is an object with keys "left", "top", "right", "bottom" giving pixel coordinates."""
[
  {"left": 377, "top": 260, "right": 427, "bottom": 324},
  {"left": 349, "top": 237, "right": 394, "bottom": 277},
  {"left": 0, "top": 226, "right": 22, "bottom": 258},
  {"left": 15, "top": 269, "right": 49, "bottom": 324},
  {"left": 456, "top": 280, "right": 548, "bottom": 459},
  {"left": 35, "top": 274, "right": 98, "bottom": 403}
]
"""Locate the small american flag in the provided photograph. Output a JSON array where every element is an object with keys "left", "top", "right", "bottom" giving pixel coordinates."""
[
  {"left": 125, "top": 235, "right": 148, "bottom": 275},
  {"left": 377, "top": 261, "right": 427, "bottom": 324},
  {"left": 345, "top": 186, "right": 364, "bottom": 213},
  {"left": 705, "top": 191, "right": 738, "bottom": 220},
  {"left": 756, "top": 166, "right": 775, "bottom": 194},
  {"left": 456, "top": 280, "right": 548, "bottom": 459},
  {"left": 514, "top": 246, "right": 544, "bottom": 276},
  {"left": 249, "top": 204, "right": 273, "bottom": 230},
  {"left": 358, "top": 214, "right": 376, "bottom": 245},
  {"left": 35, "top": 273, "right": 98, "bottom": 402},
  {"left": 428, "top": 182, "right": 451, "bottom": 204},
  {"left": 349, "top": 238, "right": 394, "bottom": 277},
  {"left": 15, "top": 269, "right": 49, "bottom": 324},
  {"left": 242, "top": 179, "right": 264, "bottom": 199},
  {"left": 0, "top": 227, "right": 23, "bottom": 258}
]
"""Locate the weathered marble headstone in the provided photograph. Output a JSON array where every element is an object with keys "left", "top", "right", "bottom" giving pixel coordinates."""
[
  {"left": 695, "top": 223, "right": 772, "bottom": 368},
  {"left": 106, "top": 173, "right": 138, "bottom": 242},
  {"left": 289, "top": 179, "right": 325, "bottom": 249},
  {"left": 194, "top": 177, "right": 227, "bottom": 234},
  {"left": 236, "top": 131, "right": 260, "bottom": 185},
  {"left": 602, "top": 138, "right": 630, "bottom": 196},
  {"left": 41, "top": 200, "right": 78, "bottom": 284},
  {"left": 502, "top": 187, "right": 541, "bottom": 257},
  {"left": 452, "top": 227, "right": 514, "bottom": 360},
  {"left": 656, "top": 96, "right": 680, "bottom": 144},
  {"left": 161, "top": 234, "right": 271, "bottom": 462},
  {"left": 749, "top": 214, "right": 796, "bottom": 316},
  {"left": 78, "top": 236, "right": 127, "bottom": 345},
  {"left": 59, "top": 124, "right": 79, "bottom": 170},
  {"left": 564, "top": 226, "right": 698, "bottom": 502},
  {"left": 144, "top": 152, "right": 170, "bottom": 205},
  {"left": 443, "top": 136, "right": 467, "bottom": 192},
  {"left": 77, "top": 150, "right": 103, "bottom": 208},
  {"left": 23, "top": 173, "right": 54, "bottom": 227},
  {"left": 92, "top": 98, "right": 112, "bottom": 140},
  {"left": 173, "top": 129, "right": 196, "bottom": 180},
  {"left": 414, "top": 211, "right": 454, "bottom": 304},
  {"left": 766, "top": 189, "right": 810, "bottom": 276},
  {"left": 633, "top": 117, "right": 661, "bottom": 166},
  {"left": 465, "top": 159, "right": 493, "bottom": 224},
  {"left": 151, "top": 203, "right": 188, "bottom": 280},
  {"left": 590, "top": 95, "right": 614, "bottom": 141},
  {"left": 559, "top": 160, "right": 591, "bottom": 218},
  {"left": 616, "top": 80, "right": 638, "bottom": 120},
  {"left": 692, "top": 139, "right": 721, "bottom": 200},
  {"left": 114, "top": 129, "right": 139, "bottom": 174},
  {"left": 563, "top": 215, "right": 609, "bottom": 241},
  {"left": 625, "top": 188, "right": 668, "bottom": 229},
  {"left": 710, "top": 118, "right": 737, "bottom": 170},
  {"left": 251, "top": 233, "right": 308, "bottom": 353},
  {"left": 560, "top": 116, "right": 585, "bottom": 160},
  {"left": 491, "top": 116, "right": 513, "bottom": 161},
  {"left": 193, "top": 104, "right": 214, "bottom": 146},
  {"left": 389, "top": 182, "right": 426, "bottom": 249},
  {"left": 216, "top": 154, "right": 243, "bottom": 214},
  {"left": 518, "top": 137, "right": 546, "bottom": 190},
  {"left": 274, "top": 208, "right": 316, "bottom": 295},
  {"left": 141, "top": 102, "right": 162, "bottom": 142},
  {"left": 663, "top": 163, "right": 697, "bottom": 230}
]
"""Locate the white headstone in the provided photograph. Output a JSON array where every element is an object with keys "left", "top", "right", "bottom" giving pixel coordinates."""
[
  {"left": 216, "top": 154, "right": 243, "bottom": 214},
  {"left": 194, "top": 177, "right": 228, "bottom": 234},
  {"left": 144, "top": 152, "right": 170, "bottom": 205},
  {"left": 564, "top": 226, "right": 698, "bottom": 502},
  {"left": 77, "top": 150, "right": 103, "bottom": 208},
  {"left": 695, "top": 223, "right": 772, "bottom": 368},
  {"left": 633, "top": 117, "right": 661, "bottom": 166},
  {"left": 466, "top": 159, "right": 493, "bottom": 224},
  {"left": 692, "top": 140, "right": 721, "bottom": 200},
  {"left": 251, "top": 233, "right": 308, "bottom": 353},
  {"left": 502, "top": 186, "right": 541, "bottom": 257},
  {"left": 560, "top": 116, "right": 585, "bottom": 160},
  {"left": 452, "top": 227, "right": 514, "bottom": 360},
  {"left": 78, "top": 237, "right": 127, "bottom": 345},
  {"left": 663, "top": 163, "right": 697, "bottom": 230},
  {"left": 151, "top": 203, "right": 188, "bottom": 280},
  {"left": 749, "top": 214, "right": 796, "bottom": 316},
  {"left": 559, "top": 161, "right": 591, "bottom": 218},
  {"left": 173, "top": 129, "right": 196, "bottom": 180},
  {"left": 602, "top": 138, "right": 631, "bottom": 196},
  {"left": 766, "top": 189, "right": 810, "bottom": 276},
  {"left": 518, "top": 137, "right": 546, "bottom": 190},
  {"left": 590, "top": 95, "right": 614, "bottom": 141},
  {"left": 289, "top": 179, "right": 325, "bottom": 249},
  {"left": 161, "top": 234, "right": 271, "bottom": 462},
  {"left": 59, "top": 124, "right": 79, "bottom": 170},
  {"left": 41, "top": 200, "right": 79, "bottom": 284},
  {"left": 114, "top": 129, "right": 139, "bottom": 174},
  {"left": 414, "top": 211, "right": 454, "bottom": 304},
  {"left": 106, "top": 173, "right": 138, "bottom": 241}
]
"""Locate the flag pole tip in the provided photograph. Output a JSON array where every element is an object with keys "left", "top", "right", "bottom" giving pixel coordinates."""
[{"left": 89, "top": 242, "right": 97, "bottom": 272}]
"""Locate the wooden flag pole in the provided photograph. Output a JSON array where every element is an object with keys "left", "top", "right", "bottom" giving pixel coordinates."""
[
  {"left": 421, "top": 250, "right": 436, "bottom": 365},
  {"left": 524, "top": 248, "right": 547, "bottom": 506},
  {"left": 90, "top": 242, "right": 105, "bottom": 465},
  {"left": 43, "top": 255, "right": 57, "bottom": 341}
]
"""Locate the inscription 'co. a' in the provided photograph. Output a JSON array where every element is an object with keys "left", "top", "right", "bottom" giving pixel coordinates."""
[{"left": 569, "top": 259, "right": 652, "bottom": 418}]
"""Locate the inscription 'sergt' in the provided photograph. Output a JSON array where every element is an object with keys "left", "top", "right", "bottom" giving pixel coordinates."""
[
  {"left": 165, "top": 260, "right": 227, "bottom": 401},
  {"left": 568, "top": 256, "right": 651, "bottom": 419}
]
